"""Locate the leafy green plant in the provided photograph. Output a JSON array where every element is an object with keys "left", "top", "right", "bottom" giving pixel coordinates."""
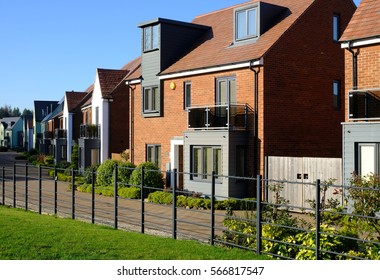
[
  {"left": 348, "top": 173, "right": 380, "bottom": 241},
  {"left": 70, "top": 144, "right": 79, "bottom": 169},
  {"left": 129, "top": 162, "right": 164, "bottom": 197},
  {"left": 96, "top": 159, "right": 119, "bottom": 186}
]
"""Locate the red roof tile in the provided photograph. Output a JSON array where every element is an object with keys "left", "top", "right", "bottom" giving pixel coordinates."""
[
  {"left": 97, "top": 69, "right": 129, "bottom": 98},
  {"left": 161, "top": 0, "right": 314, "bottom": 75},
  {"left": 65, "top": 91, "right": 88, "bottom": 112},
  {"left": 340, "top": 0, "right": 380, "bottom": 41}
]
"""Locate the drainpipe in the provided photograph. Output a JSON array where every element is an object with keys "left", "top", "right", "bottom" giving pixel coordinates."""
[
  {"left": 126, "top": 82, "right": 136, "bottom": 163},
  {"left": 249, "top": 61, "right": 261, "bottom": 177},
  {"left": 347, "top": 41, "right": 359, "bottom": 90}
]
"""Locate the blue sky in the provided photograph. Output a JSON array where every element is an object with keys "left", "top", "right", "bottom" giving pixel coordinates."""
[{"left": 0, "top": 0, "right": 361, "bottom": 111}]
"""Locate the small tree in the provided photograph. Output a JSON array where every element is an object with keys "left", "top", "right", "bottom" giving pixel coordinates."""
[{"left": 71, "top": 144, "right": 79, "bottom": 169}]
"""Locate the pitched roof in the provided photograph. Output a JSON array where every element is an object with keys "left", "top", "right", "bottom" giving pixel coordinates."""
[
  {"left": 340, "top": 0, "right": 380, "bottom": 42},
  {"left": 97, "top": 69, "right": 129, "bottom": 98},
  {"left": 65, "top": 91, "right": 88, "bottom": 112},
  {"left": 122, "top": 56, "right": 142, "bottom": 81},
  {"left": 161, "top": 0, "right": 314, "bottom": 75}
]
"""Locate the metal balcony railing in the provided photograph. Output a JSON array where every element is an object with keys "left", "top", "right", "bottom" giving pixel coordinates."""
[
  {"left": 349, "top": 89, "right": 380, "bottom": 120},
  {"left": 54, "top": 129, "right": 67, "bottom": 139},
  {"left": 80, "top": 124, "right": 101, "bottom": 139},
  {"left": 188, "top": 104, "right": 247, "bottom": 130}
]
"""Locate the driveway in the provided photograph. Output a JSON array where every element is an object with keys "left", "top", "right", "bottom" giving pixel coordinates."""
[{"left": 0, "top": 151, "right": 26, "bottom": 167}]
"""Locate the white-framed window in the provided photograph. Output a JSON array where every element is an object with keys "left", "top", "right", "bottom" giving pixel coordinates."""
[
  {"left": 143, "top": 86, "right": 159, "bottom": 113},
  {"left": 235, "top": 6, "right": 258, "bottom": 41},
  {"left": 333, "top": 14, "right": 340, "bottom": 42},
  {"left": 357, "top": 143, "right": 380, "bottom": 177},
  {"left": 184, "top": 82, "right": 191, "bottom": 109},
  {"left": 147, "top": 144, "right": 161, "bottom": 168},
  {"left": 216, "top": 76, "right": 236, "bottom": 105},
  {"left": 143, "top": 25, "right": 159, "bottom": 52},
  {"left": 192, "top": 146, "right": 222, "bottom": 181}
]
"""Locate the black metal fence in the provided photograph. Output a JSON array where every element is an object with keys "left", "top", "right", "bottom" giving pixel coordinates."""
[{"left": 1, "top": 162, "right": 380, "bottom": 260}]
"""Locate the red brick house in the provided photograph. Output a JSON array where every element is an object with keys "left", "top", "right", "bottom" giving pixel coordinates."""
[
  {"left": 124, "top": 0, "right": 355, "bottom": 197},
  {"left": 340, "top": 0, "right": 380, "bottom": 184}
]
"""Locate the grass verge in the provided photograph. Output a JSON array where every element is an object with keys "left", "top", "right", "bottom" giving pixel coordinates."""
[{"left": 0, "top": 205, "right": 267, "bottom": 260}]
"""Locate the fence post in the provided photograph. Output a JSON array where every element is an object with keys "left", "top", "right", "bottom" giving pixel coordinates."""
[
  {"left": 91, "top": 167, "right": 95, "bottom": 224},
  {"left": 2, "top": 167, "right": 4, "bottom": 205},
  {"left": 172, "top": 169, "right": 177, "bottom": 240},
  {"left": 316, "top": 179, "right": 321, "bottom": 260},
  {"left": 256, "top": 175, "right": 262, "bottom": 255},
  {"left": 38, "top": 165, "right": 42, "bottom": 214},
  {"left": 54, "top": 165, "right": 58, "bottom": 215},
  {"left": 210, "top": 171, "right": 216, "bottom": 246},
  {"left": 25, "top": 163, "right": 28, "bottom": 211},
  {"left": 13, "top": 162, "right": 16, "bottom": 208},
  {"left": 71, "top": 168, "right": 75, "bottom": 220},
  {"left": 141, "top": 167, "right": 145, "bottom": 234},
  {"left": 114, "top": 164, "right": 118, "bottom": 230}
]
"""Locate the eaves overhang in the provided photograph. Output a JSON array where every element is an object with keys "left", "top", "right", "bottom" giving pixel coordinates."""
[
  {"left": 159, "top": 58, "right": 264, "bottom": 80},
  {"left": 341, "top": 36, "right": 380, "bottom": 48}
]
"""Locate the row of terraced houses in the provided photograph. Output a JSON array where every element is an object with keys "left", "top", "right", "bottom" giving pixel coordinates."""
[{"left": 25, "top": 0, "right": 379, "bottom": 198}]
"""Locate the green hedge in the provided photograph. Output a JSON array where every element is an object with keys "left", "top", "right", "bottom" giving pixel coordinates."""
[{"left": 77, "top": 184, "right": 140, "bottom": 199}]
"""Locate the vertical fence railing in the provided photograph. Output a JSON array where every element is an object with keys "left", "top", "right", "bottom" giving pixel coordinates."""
[
  {"left": 13, "top": 163, "right": 16, "bottom": 208},
  {"left": 71, "top": 168, "right": 75, "bottom": 220},
  {"left": 91, "top": 168, "right": 95, "bottom": 224},
  {"left": 54, "top": 166, "right": 58, "bottom": 215},
  {"left": 256, "top": 175, "right": 262, "bottom": 255},
  {"left": 172, "top": 168, "right": 177, "bottom": 240},
  {"left": 38, "top": 165, "right": 42, "bottom": 214},
  {"left": 315, "top": 179, "right": 321, "bottom": 260},
  {"left": 25, "top": 163, "right": 28, "bottom": 211},
  {"left": 2, "top": 166, "right": 4, "bottom": 205},
  {"left": 141, "top": 167, "right": 145, "bottom": 234},
  {"left": 114, "top": 164, "right": 118, "bottom": 230},
  {"left": 210, "top": 171, "right": 216, "bottom": 246}
]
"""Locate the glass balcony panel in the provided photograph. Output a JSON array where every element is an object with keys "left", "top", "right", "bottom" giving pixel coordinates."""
[{"left": 349, "top": 90, "right": 380, "bottom": 119}]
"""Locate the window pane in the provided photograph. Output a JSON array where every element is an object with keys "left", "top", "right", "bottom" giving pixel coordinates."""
[
  {"left": 152, "top": 25, "right": 159, "bottom": 49},
  {"left": 155, "top": 146, "right": 161, "bottom": 168},
  {"left": 144, "top": 88, "right": 151, "bottom": 111},
  {"left": 333, "top": 80, "right": 340, "bottom": 109},
  {"left": 214, "top": 148, "right": 222, "bottom": 177},
  {"left": 247, "top": 9, "right": 257, "bottom": 37},
  {"left": 229, "top": 79, "right": 236, "bottom": 104},
  {"left": 333, "top": 15, "right": 340, "bottom": 41},
  {"left": 185, "top": 83, "right": 191, "bottom": 108},
  {"left": 360, "top": 145, "right": 376, "bottom": 177},
  {"left": 236, "top": 11, "right": 246, "bottom": 39},
  {"left": 153, "top": 87, "right": 159, "bottom": 111},
  {"left": 218, "top": 80, "right": 228, "bottom": 105},
  {"left": 144, "top": 27, "right": 151, "bottom": 50},
  {"left": 193, "top": 148, "right": 201, "bottom": 178},
  {"left": 203, "top": 147, "right": 212, "bottom": 179},
  {"left": 147, "top": 146, "right": 154, "bottom": 163}
]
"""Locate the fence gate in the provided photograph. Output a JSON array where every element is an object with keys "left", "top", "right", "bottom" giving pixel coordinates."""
[{"left": 266, "top": 156, "right": 342, "bottom": 210}]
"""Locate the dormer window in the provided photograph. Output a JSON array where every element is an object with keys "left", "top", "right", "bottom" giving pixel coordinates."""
[
  {"left": 235, "top": 6, "right": 258, "bottom": 41},
  {"left": 143, "top": 25, "right": 159, "bottom": 52}
]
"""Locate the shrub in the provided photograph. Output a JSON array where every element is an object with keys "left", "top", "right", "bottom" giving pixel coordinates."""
[
  {"left": 83, "top": 165, "right": 99, "bottom": 184},
  {"left": 96, "top": 159, "right": 119, "bottom": 186},
  {"left": 44, "top": 155, "right": 54, "bottom": 166},
  {"left": 70, "top": 144, "right": 79, "bottom": 169},
  {"left": 28, "top": 149, "right": 39, "bottom": 156},
  {"left": 147, "top": 191, "right": 173, "bottom": 204},
  {"left": 129, "top": 162, "right": 164, "bottom": 196},
  {"left": 0, "top": 146, "right": 9, "bottom": 152},
  {"left": 117, "top": 161, "right": 136, "bottom": 186},
  {"left": 118, "top": 187, "right": 141, "bottom": 199}
]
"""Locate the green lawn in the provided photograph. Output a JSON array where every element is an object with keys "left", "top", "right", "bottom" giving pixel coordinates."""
[{"left": 0, "top": 205, "right": 267, "bottom": 260}]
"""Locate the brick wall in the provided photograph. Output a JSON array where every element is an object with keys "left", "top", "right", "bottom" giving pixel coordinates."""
[
  {"left": 260, "top": 0, "right": 355, "bottom": 175},
  {"left": 344, "top": 44, "right": 380, "bottom": 121}
]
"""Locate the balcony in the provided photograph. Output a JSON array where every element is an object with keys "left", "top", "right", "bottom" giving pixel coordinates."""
[
  {"left": 54, "top": 129, "right": 67, "bottom": 139},
  {"left": 44, "top": 131, "right": 54, "bottom": 140},
  {"left": 349, "top": 89, "right": 380, "bottom": 120},
  {"left": 188, "top": 104, "right": 247, "bottom": 130},
  {"left": 80, "top": 124, "right": 101, "bottom": 139}
]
